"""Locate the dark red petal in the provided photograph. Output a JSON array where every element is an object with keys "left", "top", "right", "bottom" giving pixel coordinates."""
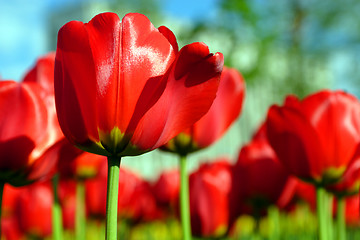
[
  {"left": 266, "top": 105, "right": 322, "bottom": 180},
  {"left": 55, "top": 19, "right": 100, "bottom": 145},
  {"left": 158, "top": 26, "right": 178, "bottom": 53}
]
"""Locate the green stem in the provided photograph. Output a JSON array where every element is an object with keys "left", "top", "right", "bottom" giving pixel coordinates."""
[
  {"left": 76, "top": 180, "right": 86, "bottom": 240},
  {"left": 179, "top": 155, "right": 191, "bottom": 240},
  {"left": 52, "top": 174, "right": 63, "bottom": 240},
  {"left": 268, "top": 205, "right": 280, "bottom": 240},
  {"left": 316, "top": 187, "right": 328, "bottom": 240},
  {"left": 326, "top": 192, "right": 334, "bottom": 240},
  {"left": 106, "top": 156, "right": 121, "bottom": 240},
  {"left": 336, "top": 197, "right": 346, "bottom": 240}
]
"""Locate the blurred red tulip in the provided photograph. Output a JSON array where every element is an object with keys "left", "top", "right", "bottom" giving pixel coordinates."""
[
  {"left": 295, "top": 180, "right": 317, "bottom": 211},
  {"left": 189, "top": 159, "right": 232, "bottom": 237},
  {"left": 54, "top": 12, "right": 223, "bottom": 157},
  {"left": 266, "top": 90, "right": 360, "bottom": 186},
  {"left": 0, "top": 81, "right": 61, "bottom": 186},
  {"left": 162, "top": 67, "right": 245, "bottom": 155},
  {"left": 1, "top": 184, "right": 24, "bottom": 240},
  {"left": 1, "top": 216, "right": 24, "bottom": 240},
  {"left": 152, "top": 169, "right": 180, "bottom": 208},
  {"left": 23, "top": 52, "right": 56, "bottom": 95},
  {"left": 85, "top": 162, "right": 107, "bottom": 218},
  {"left": 58, "top": 179, "right": 76, "bottom": 230},
  {"left": 233, "top": 128, "right": 297, "bottom": 214},
  {"left": 2, "top": 184, "right": 21, "bottom": 216},
  {"left": 85, "top": 161, "right": 158, "bottom": 222},
  {"left": 57, "top": 139, "right": 106, "bottom": 180},
  {"left": 15, "top": 182, "right": 53, "bottom": 238},
  {"left": 23, "top": 52, "right": 64, "bottom": 146}
]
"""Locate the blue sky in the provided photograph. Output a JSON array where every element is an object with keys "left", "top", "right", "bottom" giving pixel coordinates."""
[
  {"left": 0, "top": 0, "right": 219, "bottom": 81},
  {"left": 0, "top": 0, "right": 356, "bottom": 95}
]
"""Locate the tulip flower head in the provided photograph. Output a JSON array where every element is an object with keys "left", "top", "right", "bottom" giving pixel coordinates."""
[
  {"left": 189, "top": 159, "right": 233, "bottom": 237},
  {"left": 232, "top": 124, "right": 297, "bottom": 216},
  {"left": 0, "top": 81, "right": 60, "bottom": 186},
  {"left": 56, "top": 139, "right": 106, "bottom": 180},
  {"left": 161, "top": 67, "right": 245, "bottom": 155},
  {"left": 54, "top": 12, "right": 224, "bottom": 157},
  {"left": 15, "top": 182, "right": 53, "bottom": 238},
  {"left": 266, "top": 90, "right": 360, "bottom": 186},
  {"left": 152, "top": 169, "right": 180, "bottom": 208}
]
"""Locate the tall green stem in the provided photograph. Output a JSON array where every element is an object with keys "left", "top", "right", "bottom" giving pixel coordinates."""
[
  {"left": 326, "top": 193, "right": 334, "bottom": 240},
  {"left": 76, "top": 180, "right": 86, "bottom": 240},
  {"left": 316, "top": 187, "right": 328, "bottom": 240},
  {"left": 106, "top": 156, "right": 121, "bottom": 240},
  {"left": 52, "top": 174, "right": 63, "bottom": 240},
  {"left": 336, "top": 197, "right": 346, "bottom": 240},
  {"left": 179, "top": 155, "right": 191, "bottom": 240}
]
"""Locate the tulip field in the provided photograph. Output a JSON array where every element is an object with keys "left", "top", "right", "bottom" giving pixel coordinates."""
[{"left": 1, "top": 1, "right": 360, "bottom": 240}]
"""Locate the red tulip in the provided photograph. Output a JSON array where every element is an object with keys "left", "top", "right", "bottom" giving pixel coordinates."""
[
  {"left": 152, "top": 169, "right": 180, "bottom": 208},
  {"left": 120, "top": 179, "right": 160, "bottom": 222},
  {"left": 15, "top": 182, "right": 53, "bottom": 238},
  {"left": 85, "top": 160, "right": 158, "bottom": 222},
  {"left": 57, "top": 139, "right": 106, "bottom": 179},
  {"left": 233, "top": 129, "right": 297, "bottom": 213},
  {"left": 1, "top": 185, "right": 24, "bottom": 240},
  {"left": 23, "top": 52, "right": 56, "bottom": 95},
  {"left": 189, "top": 159, "right": 232, "bottom": 237},
  {"left": 1, "top": 216, "right": 24, "bottom": 240},
  {"left": 0, "top": 81, "right": 60, "bottom": 185},
  {"left": 343, "top": 195, "right": 360, "bottom": 226},
  {"left": 23, "top": 52, "right": 64, "bottom": 145},
  {"left": 54, "top": 12, "right": 223, "bottom": 157},
  {"left": 266, "top": 90, "right": 360, "bottom": 186},
  {"left": 162, "top": 66, "right": 245, "bottom": 154},
  {"left": 295, "top": 181, "right": 317, "bottom": 211},
  {"left": 58, "top": 180, "right": 76, "bottom": 230}
]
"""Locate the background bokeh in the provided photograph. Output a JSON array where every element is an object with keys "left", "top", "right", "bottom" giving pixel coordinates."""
[{"left": 1, "top": 0, "right": 359, "bottom": 179}]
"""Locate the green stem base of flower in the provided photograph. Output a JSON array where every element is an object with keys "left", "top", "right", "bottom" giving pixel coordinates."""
[
  {"left": 316, "top": 187, "right": 329, "bottom": 240},
  {"left": 106, "top": 156, "right": 121, "bottom": 240},
  {"left": 336, "top": 197, "right": 346, "bottom": 240},
  {"left": 179, "top": 155, "right": 192, "bottom": 240},
  {"left": 76, "top": 180, "right": 86, "bottom": 240}
]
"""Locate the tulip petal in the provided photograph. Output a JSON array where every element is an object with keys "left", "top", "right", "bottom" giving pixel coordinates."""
[
  {"left": 301, "top": 90, "right": 360, "bottom": 170},
  {"left": 193, "top": 67, "right": 245, "bottom": 148},
  {"left": 55, "top": 18, "right": 100, "bottom": 148},
  {"left": 129, "top": 43, "right": 224, "bottom": 151},
  {"left": 23, "top": 52, "right": 56, "bottom": 95},
  {"left": 266, "top": 103, "right": 323, "bottom": 181}
]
